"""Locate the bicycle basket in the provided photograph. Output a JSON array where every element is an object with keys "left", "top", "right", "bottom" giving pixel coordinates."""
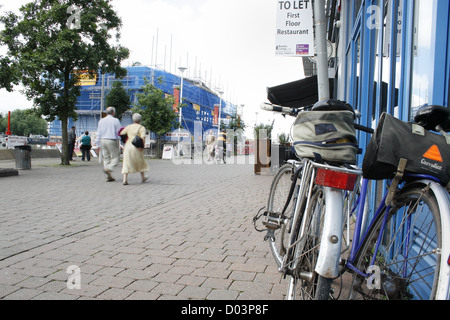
[
  {"left": 292, "top": 110, "right": 358, "bottom": 164},
  {"left": 362, "top": 112, "right": 450, "bottom": 185}
]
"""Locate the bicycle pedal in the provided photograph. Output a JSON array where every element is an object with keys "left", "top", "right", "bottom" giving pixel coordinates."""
[
  {"left": 262, "top": 221, "right": 280, "bottom": 230},
  {"left": 263, "top": 211, "right": 283, "bottom": 230}
]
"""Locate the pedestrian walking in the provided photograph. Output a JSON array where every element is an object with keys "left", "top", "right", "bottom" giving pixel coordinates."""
[
  {"left": 80, "top": 131, "right": 92, "bottom": 161},
  {"left": 95, "top": 106, "right": 122, "bottom": 182},
  {"left": 68, "top": 126, "right": 76, "bottom": 161},
  {"left": 205, "top": 129, "right": 215, "bottom": 161},
  {"left": 216, "top": 129, "right": 227, "bottom": 162},
  {"left": 120, "top": 113, "right": 149, "bottom": 185}
]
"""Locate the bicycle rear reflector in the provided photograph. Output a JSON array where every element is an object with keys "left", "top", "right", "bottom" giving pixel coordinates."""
[{"left": 315, "top": 168, "right": 358, "bottom": 191}]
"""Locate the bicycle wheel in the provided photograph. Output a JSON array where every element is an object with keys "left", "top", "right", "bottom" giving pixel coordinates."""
[
  {"left": 350, "top": 183, "right": 442, "bottom": 300},
  {"left": 267, "top": 164, "right": 298, "bottom": 267},
  {"left": 286, "top": 186, "right": 332, "bottom": 300}
]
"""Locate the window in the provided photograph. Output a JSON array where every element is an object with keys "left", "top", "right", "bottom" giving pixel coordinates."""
[{"left": 409, "top": 0, "right": 437, "bottom": 119}]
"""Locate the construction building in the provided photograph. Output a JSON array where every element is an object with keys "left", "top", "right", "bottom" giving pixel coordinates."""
[{"left": 48, "top": 66, "right": 237, "bottom": 143}]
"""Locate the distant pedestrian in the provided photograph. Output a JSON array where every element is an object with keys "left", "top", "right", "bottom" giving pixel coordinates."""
[
  {"left": 80, "top": 131, "right": 92, "bottom": 161},
  {"left": 95, "top": 107, "right": 122, "bottom": 182},
  {"left": 121, "top": 113, "right": 149, "bottom": 185},
  {"left": 205, "top": 129, "right": 215, "bottom": 161},
  {"left": 68, "top": 126, "right": 76, "bottom": 161}
]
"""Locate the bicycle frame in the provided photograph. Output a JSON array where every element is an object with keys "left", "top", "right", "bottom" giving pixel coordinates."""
[
  {"left": 345, "top": 175, "right": 450, "bottom": 300},
  {"left": 283, "top": 159, "right": 361, "bottom": 279}
]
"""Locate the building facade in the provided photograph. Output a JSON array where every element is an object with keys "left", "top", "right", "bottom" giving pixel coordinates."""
[
  {"left": 330, "top": 0, "right": 450, "bottom": 159},
  {"left": 266, "top": 0, "right": 449, "bottom": 299},
  {"left": 268, "top": 0, "right": 450, "bottom": 162}
]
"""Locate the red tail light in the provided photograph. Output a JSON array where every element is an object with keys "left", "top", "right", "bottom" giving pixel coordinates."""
[{"left": 315, "top": 168, "right": 357, "bottom": 191}]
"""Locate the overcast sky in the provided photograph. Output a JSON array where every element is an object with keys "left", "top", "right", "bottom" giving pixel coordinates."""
[{"left": 0, "top": 0, "right": 305, "bottom": 137}]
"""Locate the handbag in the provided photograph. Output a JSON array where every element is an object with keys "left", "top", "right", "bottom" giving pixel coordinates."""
[
  {"left": 362, "top": 112, "right": 450, "bottom": 185},
  {"left": 131, "top": 126, "right": 144, "bottom": 149},
  {"left": 118, "top": 127, "right": 127, "bottom": 144}
]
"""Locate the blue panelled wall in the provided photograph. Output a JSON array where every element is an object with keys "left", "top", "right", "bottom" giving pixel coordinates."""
[
  {"left": 49, "top": 66, "right": 236, "bottom": 140},
  {"left": 315, "top": 0, "right": 449, "bottom": 299},
  {"left": 331, "top": 0, "right": 450, "bottom": 161}
]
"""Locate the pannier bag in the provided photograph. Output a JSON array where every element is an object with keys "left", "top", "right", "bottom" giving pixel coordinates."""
[
  {"left": 293, "top": 110, "right": 358, "bottom": 164},
  {"left": 362, "top": 112, "right": 450, "bottom": 185}
]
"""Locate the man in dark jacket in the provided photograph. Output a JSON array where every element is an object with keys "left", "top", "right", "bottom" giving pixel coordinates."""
[{"left": 68, "top": 126, "right": 76, "bottom": 161}]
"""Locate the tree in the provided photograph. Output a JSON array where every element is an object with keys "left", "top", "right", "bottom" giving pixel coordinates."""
[
  {"left": 105, "top": 81, "right": 131, "bottom": 120},
  {"left": 0, "top": 56, "right": 19, "bottom": 91},
  {"left": 132, "top": 79, "right": 178, "bottom": 157},
  {"left": 0, "top": 109, "right": 48, "bottom": 137},
  {"left": 227, "top": 115, "right": 246, "bottom": 131},
  {"left": 133, "top": 79, "right": 178, "bottom": 136},
  {"left": 226, "top": 115, "right": 246, "bottom": 154},
  {"left": 0, "top": 5, "right": 19, "bottom": 91},
  {"left": 0, "top": 0, "right": 129, "bottom": 165}
]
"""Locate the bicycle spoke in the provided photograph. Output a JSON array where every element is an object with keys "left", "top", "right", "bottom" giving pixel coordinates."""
[{"left": 351, "top": 185, "right": 442, "bottom": 300}]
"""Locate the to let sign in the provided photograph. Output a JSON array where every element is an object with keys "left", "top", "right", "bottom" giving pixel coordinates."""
[{"left": 276, "top": 0, "right": 315, "bottom": 57}]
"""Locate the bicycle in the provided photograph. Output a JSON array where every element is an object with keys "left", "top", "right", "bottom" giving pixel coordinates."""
[{"left": 254, "top": 102, "right": 450, "bottom": 300}]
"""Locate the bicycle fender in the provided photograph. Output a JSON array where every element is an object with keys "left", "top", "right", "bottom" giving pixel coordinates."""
[
  {"left": 315, "top": 187, "right": 344, "bottom": 279},
  {"left": 416, "top": 180, "right": 450, "bottom": 300}
]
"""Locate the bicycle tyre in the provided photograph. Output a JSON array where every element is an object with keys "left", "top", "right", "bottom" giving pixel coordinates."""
[
  {"left": 286, "top": 186, "right": 333, "bottom": 300},
  {"left": 349, "top": 183, "right": 442, "bottom": 300},
  {"left": 267, "top": 164, "right": 298, "bottom": 267}
]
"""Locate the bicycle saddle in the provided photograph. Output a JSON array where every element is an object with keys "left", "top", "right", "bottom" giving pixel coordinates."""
[
  {"left": 312, "top": 99, "right": 355, "bottom": 115},
  {"left": 414, "top": 105, "right": 450, "bottom": 132}
]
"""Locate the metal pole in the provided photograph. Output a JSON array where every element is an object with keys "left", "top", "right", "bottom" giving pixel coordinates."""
[
  {"left": 217, "top": 91, "right": 224, "bottom": 137},
  {"left": 178, "top": 67, "right": 187, "bottom": 157},
  {"left": 178, "top": 67, "right": 187, "bottom": 130},
  {"left": 313, "top": 0, "right": 330, "bottom": 101},
  {"left": 6, "top": 111, "right": 11, "bottom": 135},
  {"left": 100, "top": 72, "right": 105, "bottom": 114}
]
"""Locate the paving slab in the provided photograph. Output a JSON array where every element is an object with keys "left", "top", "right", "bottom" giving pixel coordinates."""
[{"left": 0, "top": 156, "right": 293, "bottom": 300}]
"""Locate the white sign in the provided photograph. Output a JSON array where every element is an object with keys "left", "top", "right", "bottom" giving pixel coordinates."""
[
  {"left": 162, "top": 144, "right": 174, "bottom": 160},
  {"left": 6, "top": 136, "right": 28, "bottom": 149},
  {"left": 166, "top": 132, "right": 190, "bottom": 138},
  {"left": 276, "top": 0, "right": 315, "bottom": 57}
]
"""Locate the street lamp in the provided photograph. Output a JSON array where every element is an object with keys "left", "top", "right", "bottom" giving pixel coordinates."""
[
  {"left": 178, "top": 67, "right": 187, "bottom": 157},
  {"left": 217, "top": 90, "right": 224, "bottom": 138},
  {"left": 178, "top": 67, "right": 187, "bottom": 131}
]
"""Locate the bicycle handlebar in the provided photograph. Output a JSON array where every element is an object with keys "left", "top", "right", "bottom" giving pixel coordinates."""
[
  {"left": 354, "top": 123, "right": 374, "bottom": 134},
  {"left": 260, "top": 102, "right": 296, "bottom": 115}
]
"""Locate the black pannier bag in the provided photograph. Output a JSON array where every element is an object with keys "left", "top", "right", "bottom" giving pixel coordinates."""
[
  {"left": 293, "top": 107, "right": 359, "bottom": 164},
  {"left": 362, "top": 112, "right": 450, "bottom": 186}
]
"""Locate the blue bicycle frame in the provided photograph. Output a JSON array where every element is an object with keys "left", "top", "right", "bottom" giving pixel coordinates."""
[{"left": 344, "top": 173, "right": 442, "bottom": 278}]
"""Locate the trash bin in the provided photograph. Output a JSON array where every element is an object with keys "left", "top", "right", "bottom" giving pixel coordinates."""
[{"left": 14, "top": 145, "right": 32, "bottom": 170}]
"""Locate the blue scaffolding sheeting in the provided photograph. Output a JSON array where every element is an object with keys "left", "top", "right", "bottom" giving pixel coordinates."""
[{"left": 49, "top": 66, "right": 237, "bottom": 139}]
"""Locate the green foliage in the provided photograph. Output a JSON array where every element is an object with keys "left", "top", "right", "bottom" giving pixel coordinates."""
[
  {"left": 278, "top": 132, "right": 290, "bottom": 144},
  {"left": 227, "top": 115, "right": 246, "bottom": 131},
  {"left": 0, "top": 109, "right": 48, "bottom": 136},
  {"left": 0, "top": 56, "right": 19, "bottom": 91},
  {"left": 105, "top": 81, "right": 131, "bottom": 120},
  {"left": 132, "top": 79, "right": 178, "bottom": 136},
  {"left": 0, "top": 0, "right": 129, "bottom": 164},
  {"left": 254, "top": 120, "right": 274, "bottom": 139}
]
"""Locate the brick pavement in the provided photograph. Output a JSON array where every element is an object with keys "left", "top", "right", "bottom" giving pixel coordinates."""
[{"left": 0, "top": 156, "right": 290, "bottom": 300}]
